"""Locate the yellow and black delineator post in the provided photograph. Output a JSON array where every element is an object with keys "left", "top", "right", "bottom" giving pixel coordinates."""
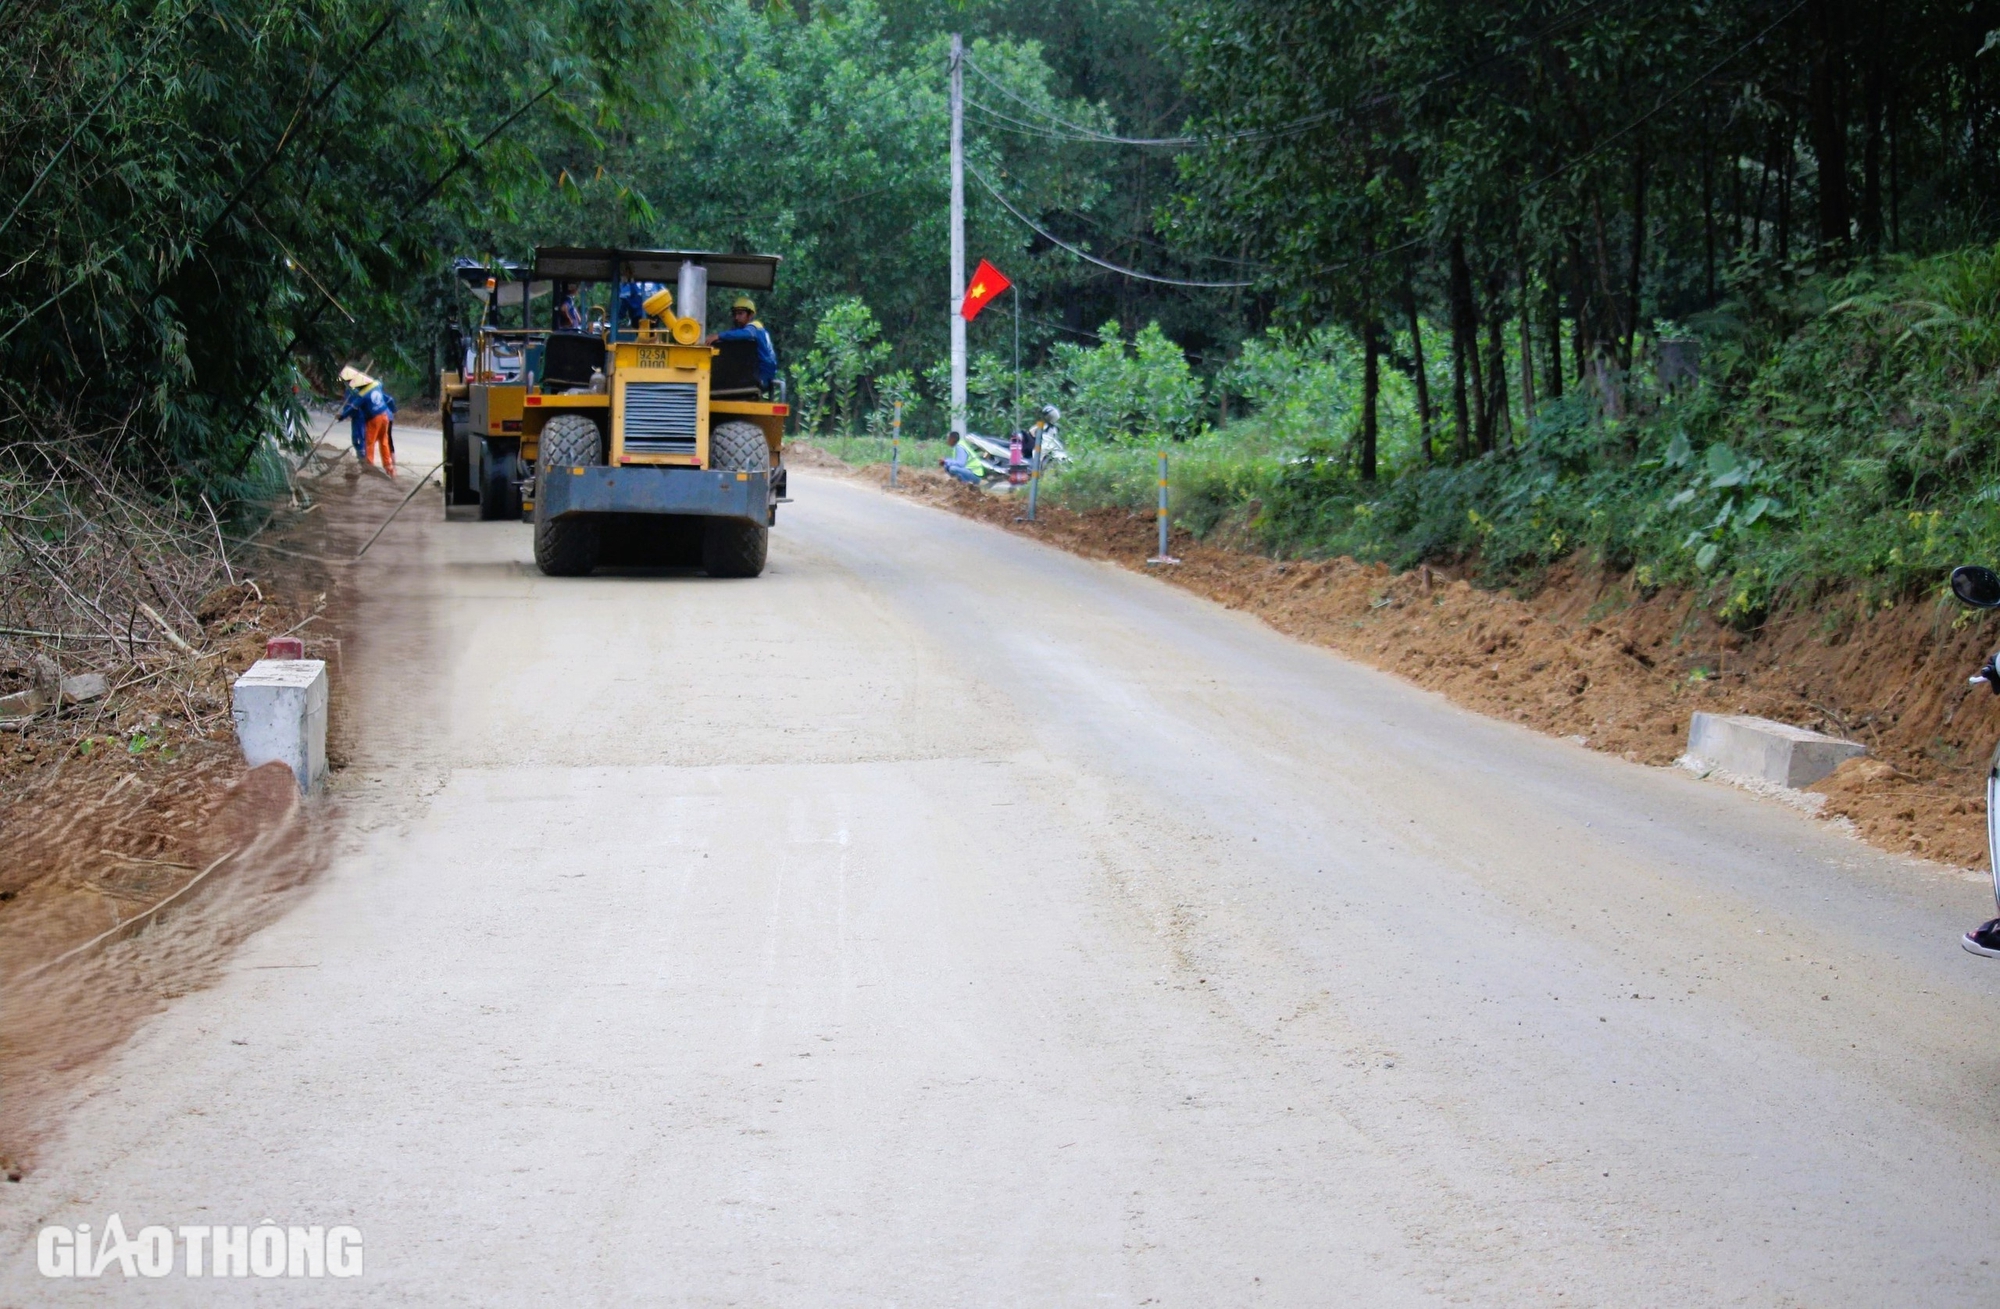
[{"left": 1146, "top": 448, "right": 1179, "bottom": 566}]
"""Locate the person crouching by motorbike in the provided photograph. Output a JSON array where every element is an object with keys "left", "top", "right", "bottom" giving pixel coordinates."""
[{"left": 941, "top": 431, "right": 984, "bottom": 485}]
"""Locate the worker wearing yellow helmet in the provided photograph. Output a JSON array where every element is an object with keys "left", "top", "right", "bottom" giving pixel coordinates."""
[{"left": 703, "top": 295, "right": 778, "bottom": 390}]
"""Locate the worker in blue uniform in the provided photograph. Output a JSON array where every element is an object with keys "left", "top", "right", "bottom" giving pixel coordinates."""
[{"left": 704, "top": 296, "right": 778, "bottom": 390}]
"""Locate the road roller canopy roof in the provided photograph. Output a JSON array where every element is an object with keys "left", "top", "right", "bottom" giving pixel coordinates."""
[
  {"left": 531, "top": 247, "right": 782, "bottom": 291},
  {"left": 451, "top": 257, "right": 547, "bottom": 306},
  {"left": 452, "top": 256, "right": 523, "bottom": 284}
]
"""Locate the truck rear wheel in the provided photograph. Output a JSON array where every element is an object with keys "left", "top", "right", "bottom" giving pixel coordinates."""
[
  {"left": 533, "top": 415, "right": 602, "bottom": 576},
  {"left": 440, "top": 408, "right": 459, "bottom": 512},
  {"left": 443, "top": 400, "right": 476, "bottom": 508},
  {"left": 702, "top": 421, "right": 770, "bottom": 578},
  {"left": 477, "top": 437, "right": 521, "bottom": 521}
]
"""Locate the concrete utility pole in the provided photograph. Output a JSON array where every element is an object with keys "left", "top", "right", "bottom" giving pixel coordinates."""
[{"left": 949, "top": 33, "right": 967, "bottom": 436}]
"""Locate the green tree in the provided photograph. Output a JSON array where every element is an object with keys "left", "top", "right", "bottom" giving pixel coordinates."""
[
  {"left": 498, "top": 1, "right": 1113, "bottom": 427},
  {"left": 1169, "top": 0, "right": 2000, "bottom": 467},
  {"left": 1046, "top": 319, "right": 1207, "bottom": 444},
  {"left": 0, "top": 0, "right": 700, "bottom": 496},
  {"left": 795, "top": 297, "right": 893, "bottom": 436},
  {"left": 864, "top": 369, "right": 918, "bottom": 439}
]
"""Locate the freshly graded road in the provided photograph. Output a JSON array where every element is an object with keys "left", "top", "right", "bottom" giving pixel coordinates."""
[{"left": 6, "top": 466, "right": 2000, "bottom": 1305}]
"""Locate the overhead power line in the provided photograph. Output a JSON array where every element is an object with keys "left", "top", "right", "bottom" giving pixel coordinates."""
[
  {"left": 963, "top": 99, "right": 1119, "bottom": 144},
  {"left": 1052, "top": 203, "right": 1272, "bottom": 270},
  {"left": 961, "top": 60, "right": 1212, "bottom": 146},
  {"left": 966, "top": 163, "right": 1256, "bottom": 289},
  {"left": 962, "top": 96, "right": 1322, "bottom": 159}
]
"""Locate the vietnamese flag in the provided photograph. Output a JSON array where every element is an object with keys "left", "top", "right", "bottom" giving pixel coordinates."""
[{"left": 959, "top": 259, "right": 1012, "bottom": 321}]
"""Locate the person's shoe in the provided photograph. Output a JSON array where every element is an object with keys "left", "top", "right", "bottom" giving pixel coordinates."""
[{"left": 1962, "top": 918, "right": 2000, "bottom": 957}]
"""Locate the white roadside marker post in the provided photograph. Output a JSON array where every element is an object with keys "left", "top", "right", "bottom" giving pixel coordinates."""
[
  {"left": 1146, "top": 448, "right": 1180, "bottom": 566},
  {"left": 231, "top": 641, "right": 328, "bottom": 793}
]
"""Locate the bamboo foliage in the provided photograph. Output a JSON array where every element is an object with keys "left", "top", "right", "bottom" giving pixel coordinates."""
[{"left": 0, "top": 0, "right": 701, "bottom": 501}]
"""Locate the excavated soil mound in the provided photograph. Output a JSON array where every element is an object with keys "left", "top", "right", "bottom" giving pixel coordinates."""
[{"left": 837, "top": 456, "right": 2000, "bottom": 872}]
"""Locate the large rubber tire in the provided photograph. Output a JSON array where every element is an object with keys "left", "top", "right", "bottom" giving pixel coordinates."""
[
  {"left": 702, "top": 421, "right": 770, "bottom": 578},
  {"left": 533, "top": 415, "right": 603, "bottom": 576},
  {"left": 443, "top": 401, "right": 476, "bottom": 508},
  {"left": 440, "top": 408, "right": 459, "bottom": 513},
  {"left": 477, "top": 437, "right": 521, "bottom": 521}
]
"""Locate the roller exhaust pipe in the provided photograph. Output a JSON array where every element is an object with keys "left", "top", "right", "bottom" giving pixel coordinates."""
[{"left": 678, "top": 261, "right": 708, "bottom": 341}]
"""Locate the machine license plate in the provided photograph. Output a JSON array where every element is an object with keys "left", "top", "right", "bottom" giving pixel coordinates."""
[{"left": 636, "top": 346, "right": 669, "bottom": 369}]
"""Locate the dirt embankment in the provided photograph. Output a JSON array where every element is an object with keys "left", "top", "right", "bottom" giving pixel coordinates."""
[
  {"left": 797, "top": 448, "right": 2000, "bottom": 871},
  {"left": 0, "top": 583, "right": 324, "bottom": 1178},
  {"left": 0, "top": 443, "right": 421, "bottom": 1176}
]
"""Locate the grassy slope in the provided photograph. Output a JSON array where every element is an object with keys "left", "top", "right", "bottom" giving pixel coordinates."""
[{"left": 1012, "top": 245, "right": 2000, "bottom": 623}]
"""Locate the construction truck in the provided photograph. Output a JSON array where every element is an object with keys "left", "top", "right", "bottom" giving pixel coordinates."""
[{"left": 437, "top": 247, "right": 788, "bottom": 578}]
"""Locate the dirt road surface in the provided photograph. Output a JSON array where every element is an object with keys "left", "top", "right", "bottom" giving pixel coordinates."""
[{"left": 5, "top": 467, "right": 2000, "bottom": 1304}]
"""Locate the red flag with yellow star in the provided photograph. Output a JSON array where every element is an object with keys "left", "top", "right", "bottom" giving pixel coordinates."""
[{"left": 959, "top": 259, "right": 1012, "bottom": 321}]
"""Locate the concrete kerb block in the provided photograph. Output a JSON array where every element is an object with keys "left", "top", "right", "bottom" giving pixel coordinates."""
[
  {"left": 1686, "top": 712, "right": 1866, "bottom": 789},
  {"left": 231, "top": 659, "right": 328, "bottom": 793}
]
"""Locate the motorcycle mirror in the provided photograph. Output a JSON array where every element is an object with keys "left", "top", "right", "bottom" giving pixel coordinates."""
[{"left": 1951, "top": 565, "right": 2000, "bottom": 609}]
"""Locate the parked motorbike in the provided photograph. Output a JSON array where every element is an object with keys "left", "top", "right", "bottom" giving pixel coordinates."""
[
  {"left": 962, "top": 405, "right": 1068, "bottom": 487},
  {"left": 1947, "top": 563, "right": 2000, "bottom": 955}
]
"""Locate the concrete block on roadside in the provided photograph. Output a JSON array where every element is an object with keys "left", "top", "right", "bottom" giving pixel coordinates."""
[
  {"left": 231, "top": 659, "right": 328, "bottom": 793},
  {"left": 1686, "top": 712, "right": 1865, "bottom": 789}
]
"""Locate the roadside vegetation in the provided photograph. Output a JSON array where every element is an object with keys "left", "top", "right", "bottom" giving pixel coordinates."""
[
  {"left": 999, "top": 245, "right": 2000, "bottom": 626},
  {"left": 775, "top": 0, "right": 2000, "bottom": 625},
  {"left": 804, "top": 241, "right": 2000, "bottom": 621},
  {"left": 0, "top": 0, "right": 703, "bottom": 497},
  {"left": 11, "top": 0, "right": 2000, "bottom": 654}
]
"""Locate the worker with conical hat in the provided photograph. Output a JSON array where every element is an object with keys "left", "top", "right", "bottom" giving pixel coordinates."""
[
  {"left": 335, "top": 366, "right": 375, "bottom": 458},
  {"left": 703, "top": 295, "right": 778, "bottom": 391},
  {"left": 336, "top": 365, "right": 398, "bottom": 476}
]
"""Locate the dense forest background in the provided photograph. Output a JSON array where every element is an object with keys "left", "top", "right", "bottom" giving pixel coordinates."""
[{"left": 7, "top": 0, "right": 2000, "bottom": 609}]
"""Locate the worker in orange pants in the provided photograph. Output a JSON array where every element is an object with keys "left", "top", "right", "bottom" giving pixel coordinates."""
[
  {"left": 364, "top": 408, "right": 395, "bottom": 477},
  {"left": 339, "top": 366, "right": 397, "bottom": 477}
]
